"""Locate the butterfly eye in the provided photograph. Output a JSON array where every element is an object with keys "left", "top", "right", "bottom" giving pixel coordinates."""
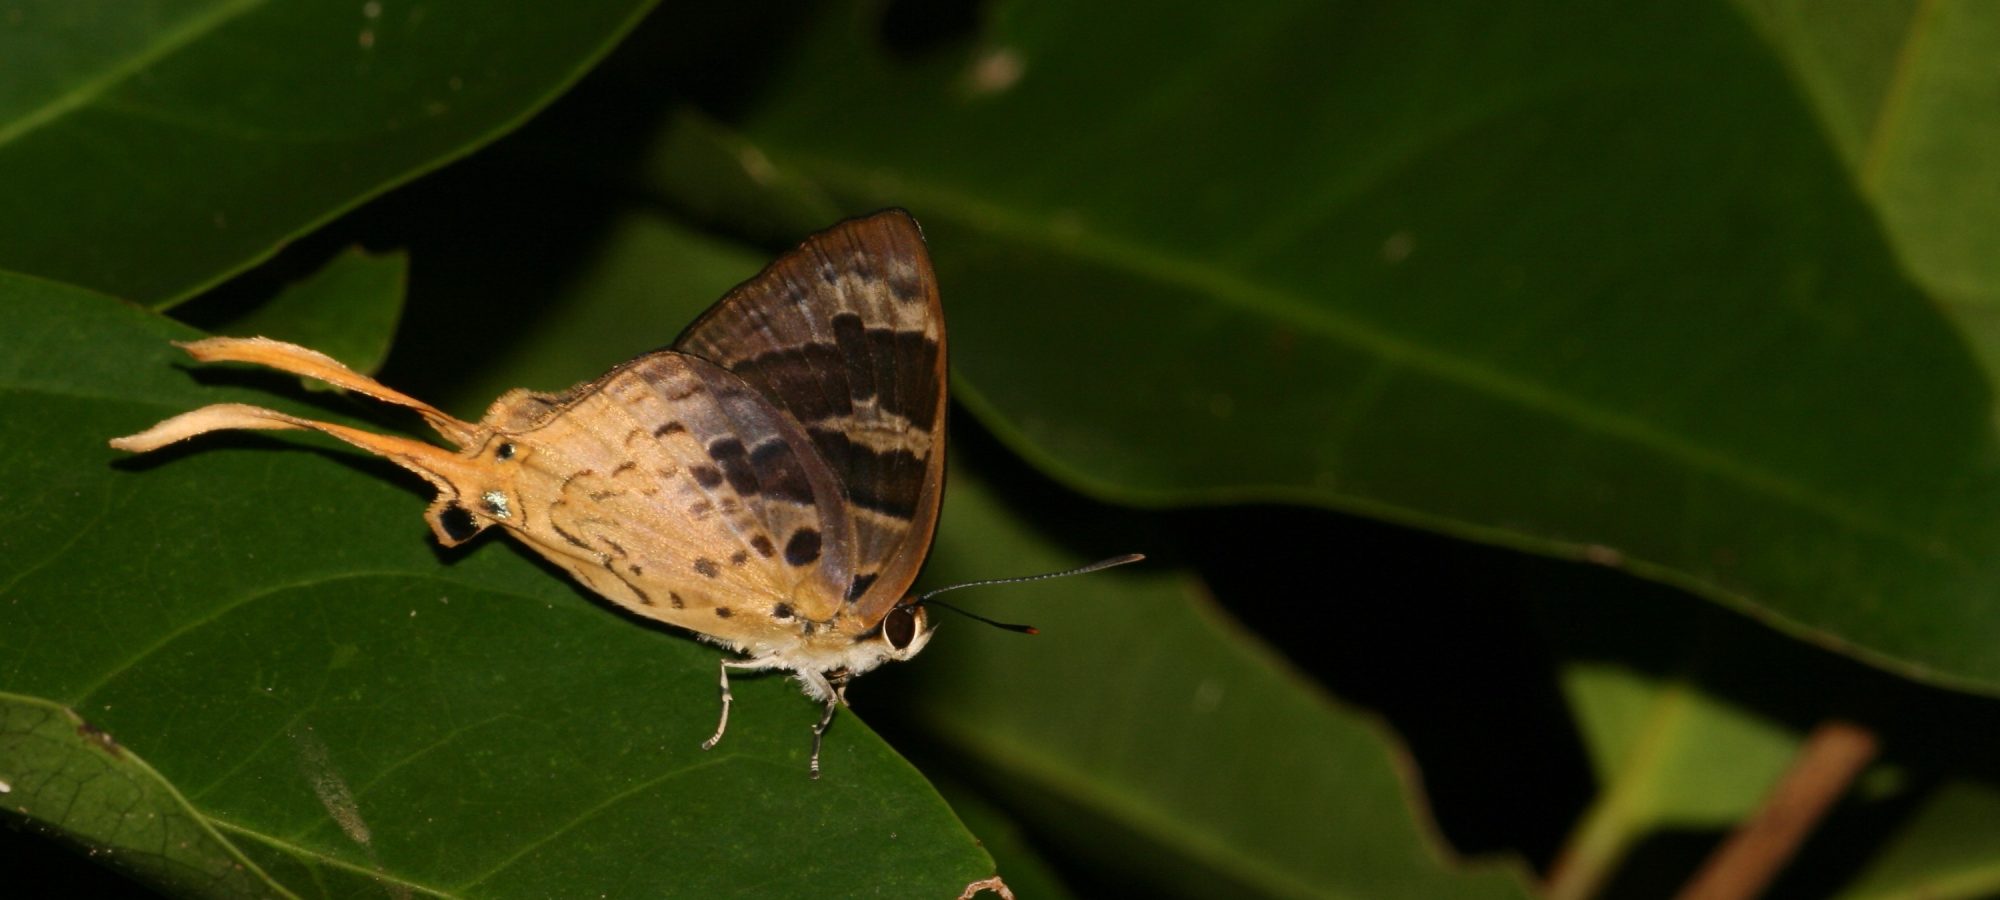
[{"left": 883, "top": 605, "right": 918, "bottom": 651}]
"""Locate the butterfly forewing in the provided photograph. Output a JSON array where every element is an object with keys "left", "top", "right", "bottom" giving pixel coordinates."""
[
  {"left": 481, "top": 351, "right": 859, "bottom": 630},
  {"left": 675, "top": 210, "right": 947, "bottom": 623}
]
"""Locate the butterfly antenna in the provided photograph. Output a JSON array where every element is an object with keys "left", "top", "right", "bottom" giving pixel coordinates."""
[
  {"left": 923, "top": 598, "right": 1040, "bottom": 634},
  {"left": 914, "top": 553, "right": 1147, "bottom": 635}
]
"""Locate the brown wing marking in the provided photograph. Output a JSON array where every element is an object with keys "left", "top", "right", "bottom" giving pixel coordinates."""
[{"left": 675, "top": 210, "right": 948, "bottom": 624}]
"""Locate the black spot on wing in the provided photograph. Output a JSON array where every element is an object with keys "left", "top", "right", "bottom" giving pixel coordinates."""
[
  {"left": 751, "top": 534, "right": 776, "bottom": 558},
  {"left": 439, "top": 504, "right": 479, "bottom": 542},
  {"left": 785, "top": 528, "right": 822, "bottom": 566},
  {"left": 691, "top": 465, "right": 725, "bottom": 489},
  {"left": 846, "top": 572, "right": 877, "bottom": 604},
  {"left": 694, "top": 558, "right": 722, "bottom": 578},
  {"left": 654, "top": 421, "right": 686, "bottom": 437}
]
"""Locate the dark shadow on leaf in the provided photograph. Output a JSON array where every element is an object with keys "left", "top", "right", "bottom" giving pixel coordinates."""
[
  {"left": 1597, "top": 827, "right": 1723, "bottom": 900},
  {"left": 1194, "top": 503, "right": 1594, "bottom": 866},
  {"left": 0, "top": 818, "right": 157, "bottom": 899},
  {"left": 879, "top": 0, "right": 987, "bottom": 60}
]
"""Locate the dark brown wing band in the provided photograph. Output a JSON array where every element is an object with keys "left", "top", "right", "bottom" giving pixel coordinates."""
[{"left": 675, "top": 210, "right": 948, "bottom": 622}]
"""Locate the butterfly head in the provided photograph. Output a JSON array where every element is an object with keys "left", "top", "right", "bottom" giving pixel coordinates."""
[{"left": 867, "top": 600, "right": 935, "bottom": 662}]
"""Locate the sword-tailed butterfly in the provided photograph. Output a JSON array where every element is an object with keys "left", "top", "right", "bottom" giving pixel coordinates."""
[{"left": 111, "top": 210, "right": 1138, "bottom": 777}]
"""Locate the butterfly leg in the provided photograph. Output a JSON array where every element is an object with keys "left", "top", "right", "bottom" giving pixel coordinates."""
[
  {"left": 804, "top": 671, "right": 850, "bottom": 779},
  {"left": 809, "top": 692, "right": 839, "bottom": 780},
  {"left": 701, "top": 659, "right": 764, "bottom": 751}
]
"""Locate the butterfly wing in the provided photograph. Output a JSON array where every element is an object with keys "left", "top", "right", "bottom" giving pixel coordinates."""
[
  {"left": 674, "top": 210, "right": 947, "bottom": 625},
  {"left": 480, "top": 350, "right": 860, "bottom": 636}
]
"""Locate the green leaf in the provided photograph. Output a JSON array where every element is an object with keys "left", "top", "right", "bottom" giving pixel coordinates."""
[
  {"left": 0, "top": 276, "right": 996, "bottom": 897},
  {"left": 1837, "top": 781, "right": 2000, "bottom": 900},
  {"left": 0, "top": 0, "right": 658, "bottom": 305},
  {"left": 1561, "top": 666, "right": 1796, "bottom": 826},
  {"left": 0, "top": 692, "right": 289, "bottom": 898},
  {"left": 189, "top": 247, "right": 407, "bottom": 378},
  {"left": 640, "top": 1, "right": 2000, "bottom": 692},
  {"left": 1736, "top": 2, "right": 2000, "bottom": 387}
]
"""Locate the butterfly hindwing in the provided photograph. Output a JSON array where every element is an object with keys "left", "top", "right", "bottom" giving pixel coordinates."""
[
  {"left": 479, "top": 350, "right": 859, "bottom": 631},
  {"left": 675, "top": 210, "right": 947, "bottom": 623}
]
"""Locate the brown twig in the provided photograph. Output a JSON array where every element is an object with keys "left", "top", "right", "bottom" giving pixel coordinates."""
[{"left": 1673, "top": 719, "right": 1879, "bottom": 900}]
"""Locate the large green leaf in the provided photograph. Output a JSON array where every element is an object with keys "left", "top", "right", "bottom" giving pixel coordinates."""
[
  {"left": 0, "top": 0, "right": 657, "bottom": 305},
  {"left": 639, "top": 1, "right": 2000, "bottom": 692},
  {"left": 0, "top": 276, "right": 997, "bottom": 896}
]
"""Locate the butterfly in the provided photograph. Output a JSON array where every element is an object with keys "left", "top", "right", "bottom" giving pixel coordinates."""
[{"left": 112, "top": 210, "right": 955, "bottom": 777}]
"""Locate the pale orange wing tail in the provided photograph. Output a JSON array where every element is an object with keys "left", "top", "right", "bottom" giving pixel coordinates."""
[
  {"left": 170, "top": 337, "right": 476, "bottom": 446},
  {"left": 109, "top": 338, "right": 493, "bottom": 547}
]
